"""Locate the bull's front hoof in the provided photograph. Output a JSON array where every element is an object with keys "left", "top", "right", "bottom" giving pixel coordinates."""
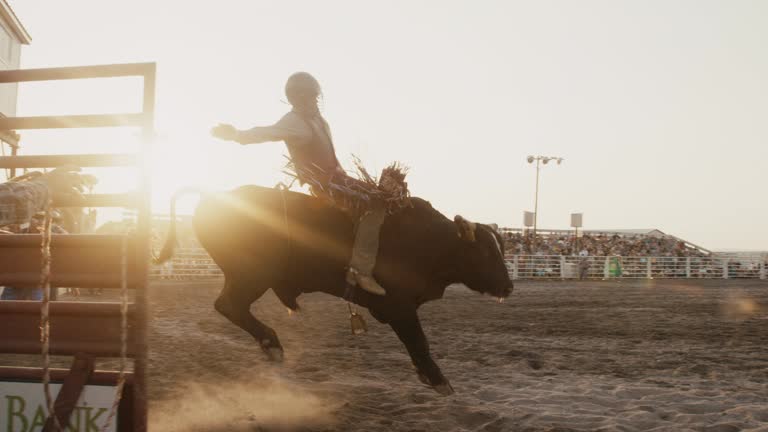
[
  {"left": 266, "top": 347, "right": 284, "bottom": 362},
  {"left": 260, "top": 339, "right": 284, "bottom": 362},
  {"left": 433, "top": 382, "right": 455, "bottom": 396},
  {"left": 416, "top": 369, "right": 453, "bottom": 395}
]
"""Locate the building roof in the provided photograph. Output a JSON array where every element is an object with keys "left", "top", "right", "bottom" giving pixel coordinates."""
[{"left": 0, "top": 0, "right": 30, "bottom": 44}]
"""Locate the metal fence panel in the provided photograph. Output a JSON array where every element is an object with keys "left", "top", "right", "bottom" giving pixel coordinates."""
[
  {"left": 503, "top": 255, "right": 768, "bottom": 280},
  {"left": 149, "top": 248, "right": 768, "bottom": 281}
]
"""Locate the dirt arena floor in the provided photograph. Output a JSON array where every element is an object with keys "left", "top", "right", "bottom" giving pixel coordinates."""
[
  {"left": 140, "top": 279, "right": 768, "bottom": 432},
  {"left": 3, "top": 279, "right": 768, "bottom": 431}
]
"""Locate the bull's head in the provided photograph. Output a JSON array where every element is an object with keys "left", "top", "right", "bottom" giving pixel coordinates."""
[{"left": 453, "top": 215, "right": 513, "bottom": 299}]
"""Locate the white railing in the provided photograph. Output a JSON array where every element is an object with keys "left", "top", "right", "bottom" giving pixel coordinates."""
[
  {"left": 507, "top": 255, "right": 767, "bottom": 280},
  {"left": 151, "top": 248, "right": 223, "bottom": 280},
  {"left": 149, "top": 248, "right": 767, "bottom": 281}
]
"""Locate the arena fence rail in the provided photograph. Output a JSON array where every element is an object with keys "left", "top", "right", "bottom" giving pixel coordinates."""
[
  {"left": 147, "top": 248, "right": 767, "bottom": 281},
  {"left": 508, "top": 255, "right": 766, "bottom": 280},
  {"left": 150, "top": 248, "right": 223, "bottom": 279}
]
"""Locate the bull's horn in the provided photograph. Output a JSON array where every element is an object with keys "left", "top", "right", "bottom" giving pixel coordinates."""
[{"left": 453, "top": 215, "right": 477, "bottom": 242}]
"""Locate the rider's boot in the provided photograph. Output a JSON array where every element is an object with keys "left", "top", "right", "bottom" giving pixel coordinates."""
[{"left": 347, "top": 206, "right": 387, "bottom": 296}]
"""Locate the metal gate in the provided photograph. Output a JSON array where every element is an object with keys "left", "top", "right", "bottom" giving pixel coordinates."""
[{"left": 0, "top": 63, "right": 155, "bottom": 431}]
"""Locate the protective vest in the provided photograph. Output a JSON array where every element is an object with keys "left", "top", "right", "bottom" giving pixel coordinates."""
[{"left": 288, "top": 112, "right": 340, "bottom": 184}]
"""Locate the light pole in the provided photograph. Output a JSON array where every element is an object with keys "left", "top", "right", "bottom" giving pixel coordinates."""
[{"left": 526, "top": 155, "right": 564, "bottom": 253}]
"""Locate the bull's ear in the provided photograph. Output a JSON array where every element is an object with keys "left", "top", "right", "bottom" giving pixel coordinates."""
[
  {"left": 488, "top": 223, "right": 499, "bottom": 232},
  {"left": 454, "top": 215, "right": 477, "bottom": 242}
]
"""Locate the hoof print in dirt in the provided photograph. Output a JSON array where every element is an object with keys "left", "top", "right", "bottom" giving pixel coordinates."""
[{"left": 527, "top": 358, "right": 543, "bottom": 370}]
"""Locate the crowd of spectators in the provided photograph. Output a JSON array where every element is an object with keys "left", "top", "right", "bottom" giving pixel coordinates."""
[
  {"left": 0, "top": 167, "right": 97, "bottom": 299},
  {"left": 502, "top": 231, "right": 708, "bottom": 257}
]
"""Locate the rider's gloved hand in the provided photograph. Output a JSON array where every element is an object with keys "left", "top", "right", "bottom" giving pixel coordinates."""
[{"left": 211, "top": 123, "right": 239, "bottom": 142}]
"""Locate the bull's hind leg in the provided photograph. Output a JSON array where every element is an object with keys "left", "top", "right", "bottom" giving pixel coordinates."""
[{"left": 215, "top": 276, "right": 284, "bottom": 362}]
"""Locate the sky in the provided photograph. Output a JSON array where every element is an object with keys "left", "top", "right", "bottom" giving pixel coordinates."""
[{"left": 5, "top": 0, "right": 767, "bottom": 251}]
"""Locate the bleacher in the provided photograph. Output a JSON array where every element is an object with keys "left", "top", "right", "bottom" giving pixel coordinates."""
[{"left": 499, "top": 228, "right": 710, "bottom": 257}]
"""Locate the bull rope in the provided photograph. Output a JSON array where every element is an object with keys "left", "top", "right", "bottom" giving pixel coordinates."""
[
  {"left": 39, "top": 201, "right": 129, "bottom": 431},
  {"left": 40, "top": 199, "right": 64, "bottom": 432}
]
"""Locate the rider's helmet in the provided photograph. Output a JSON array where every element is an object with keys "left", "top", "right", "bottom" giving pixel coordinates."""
[{"left": 285, "top": 72, "right": 321, "bottom": 106}]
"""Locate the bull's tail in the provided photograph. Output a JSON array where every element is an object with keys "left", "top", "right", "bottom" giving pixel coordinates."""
[{"left": 153, "top": 187, "right": 203, "bottom": 264}]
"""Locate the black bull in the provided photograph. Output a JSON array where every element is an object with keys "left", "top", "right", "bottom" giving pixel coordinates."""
[{"left": 156, "top": 185, "right": 513, "bottom": 395}]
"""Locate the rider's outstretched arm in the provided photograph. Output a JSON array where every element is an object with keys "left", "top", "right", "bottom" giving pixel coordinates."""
[
  {"left": 235, "top": 125, "right": 287, "bottom": 144},
  {"left": 213, "top": 113, "right": 311, "bottom": 145}
]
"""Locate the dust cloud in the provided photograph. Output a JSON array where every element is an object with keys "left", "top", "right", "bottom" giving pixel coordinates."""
[
  {"left": 720, "top": 291, "right": 761, "bottom": 321},
  {"left": 149, "top": 378, "right": 335, "bottom": 432}
]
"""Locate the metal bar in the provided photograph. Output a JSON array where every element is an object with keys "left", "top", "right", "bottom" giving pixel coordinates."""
[
  {"left": 0, "top": 153, "right": 138, "bottom": 168},
  {"left": 502, "top": 255, "right": 768, "bottom": 280},
  {"left": 0, "top": 367, "right": 134, "bottom": 385},
  {"left": 532, "top": 159, "right": 539, "bottom": 253},
  {"left": 0, "top": 273, "right": 138, "bottom": 288},
  {"left": 0, "top": 63, "right": 156, "bottom": 83},
  {"left": 0, "top": 234, "right": 132, "bottom": 248},
  {"left": 0, "top": 234, "right": 139, "bottom": 288},
  {"left": 134, "top": 62, "right": 155, "bottom": 432},
  {"left": 0, "top": 301, "right": 137, "bottom": 357},
  {"left": 0, "top": 114, "right": 145, "bottom": 130},
  {"left": 53, "top": 192, "right": 138, "bottom": 208},
  {"left": 0, "top": 300, "right": 134, "bottom": 316}
]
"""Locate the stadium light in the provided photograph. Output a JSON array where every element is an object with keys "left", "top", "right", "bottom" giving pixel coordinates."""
[{"left": 526, "top": 155, "right": 564, "bottom": 253}]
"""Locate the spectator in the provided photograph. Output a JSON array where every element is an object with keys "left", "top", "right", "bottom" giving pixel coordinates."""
[
  {"left": 502, "top": 231, "right": 707, "bottom": 258},
  {"left": 0, "top": 166, "right": 94, "bottom": 228},
  {"left": 1, "top": 167, "right": 94, "bottom": 300}
]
